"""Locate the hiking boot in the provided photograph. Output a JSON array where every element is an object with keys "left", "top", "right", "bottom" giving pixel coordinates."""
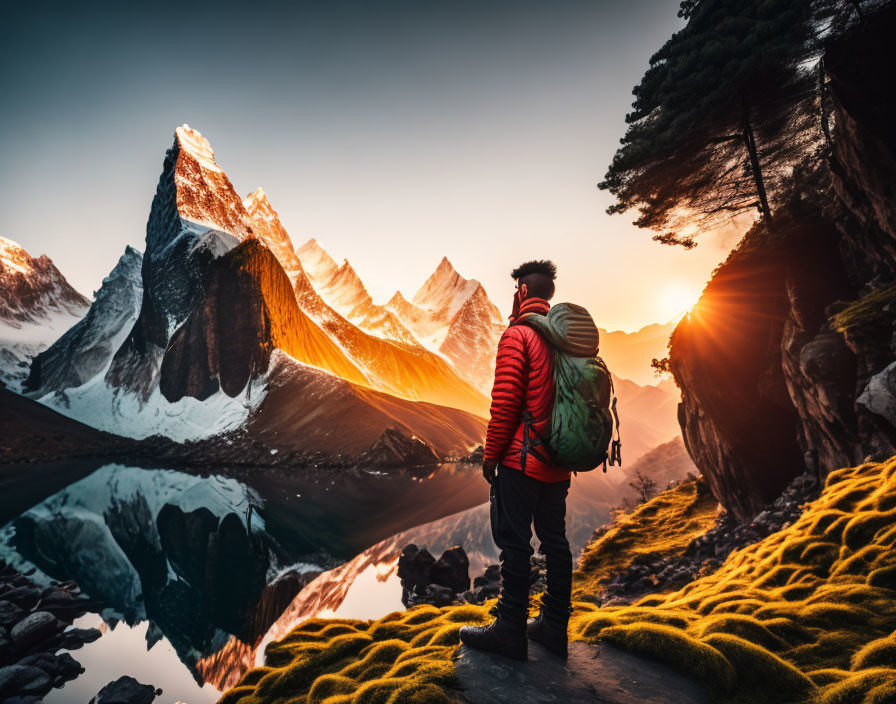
[
  {"left": 459, "top": 614, "right": 527, "bottom": 661},
  {"left": 526, "top": 611, "right": 568, "bottom": 658}
]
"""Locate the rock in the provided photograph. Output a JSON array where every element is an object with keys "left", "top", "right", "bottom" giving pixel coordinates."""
[
  {"left": 0, "top": 588, "right": 39, "bottom": 612},
  {"left": 0, "top": 627, "right": 12, "bottom": 666},
  {"left": 60, "top": 626, "right": 102, "bottom": 650},
  {"left": 857, "top": 361, "right": 896, "bottom": 431},
  {"left": 357, "top": 428, "right": 440, "bottom": 468},
  {"left": 0, "top": 665, "right": 52, "bottom": 698},
  {"left": 89, "top": 675, "right": 160, "bottom": 704},
  {"left": 593, "top": 471, "right": 821, "bottom": 604},
  {"left": 0, "top": 601, "right": 24, "bottom": 628},
  {"left": 10, "top": 612, "right": 58, "bottom": 652},
  {"left": 423, "top": 584, "right": 455, "bottom": 607},
  {"left": 455, "top": 641, "right": 708, "bottom": 704},
  {"left": 429, "top": 546, "right": 470, "bottom": 594},
  {"left": 397, "top": 544, "right": 436, "bottom": 594},
  {"left": 17, "top": 651, "right": 83, "bottom": 685}
]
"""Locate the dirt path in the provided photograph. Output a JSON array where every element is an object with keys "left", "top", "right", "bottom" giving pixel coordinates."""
[{"left": 455, "top": 641, "right": 709, "bottom": 704}]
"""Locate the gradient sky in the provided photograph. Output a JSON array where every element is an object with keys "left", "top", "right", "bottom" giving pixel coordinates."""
[{"left": 1, "top": 0, "right": 745, "bottom": 332}]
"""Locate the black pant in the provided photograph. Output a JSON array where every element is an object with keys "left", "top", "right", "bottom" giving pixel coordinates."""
[{"left": 489, "top": 464, "right": 572, "bottom": 622}]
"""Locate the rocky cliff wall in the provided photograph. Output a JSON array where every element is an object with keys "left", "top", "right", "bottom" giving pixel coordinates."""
[{"left": 670, "top": 8, "right": 896, "bottom": 521}]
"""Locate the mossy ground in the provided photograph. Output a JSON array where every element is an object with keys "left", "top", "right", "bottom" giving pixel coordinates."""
[
  {"left": 830, "top": 284, "right": 896, "bottom": 341},
  {"left": 218, "top": 605, "right": 492, "bottom": 704},
  {"left": 221, "top": 459, "right": 896, "bottom": 704},
  {"left": 574, "top": 476, "right": 719, "bottom": 601}
]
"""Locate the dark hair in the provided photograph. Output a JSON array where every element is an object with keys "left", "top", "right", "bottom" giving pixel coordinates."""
[{"left": 511, "top": 260, "right": 557, "bottom": 300}]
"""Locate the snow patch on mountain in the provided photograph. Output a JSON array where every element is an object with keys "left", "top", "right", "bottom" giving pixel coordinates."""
[{"left": 38, "top": 366, "right": 268, "bottom": 442}]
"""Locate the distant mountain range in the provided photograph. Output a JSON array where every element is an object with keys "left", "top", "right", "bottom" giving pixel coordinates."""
[
  {"left": 1, "top": 124, "right": 682, "bottom": 466},
  {"left": 599, "top": 321, "right": 678, "bottom": 386}
]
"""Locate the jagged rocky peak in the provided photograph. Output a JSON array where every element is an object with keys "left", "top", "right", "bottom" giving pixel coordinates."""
[
  {"left": 243, "top": 186, "right": 273, "bottom": 218},
  {"left": 387, "top": 290, "right": 411, "bottom": 308},
  {"left": 296, "top": 237, "right": 339, "bottom": 286},
  {"left": 328, "top": 259, "right": 371, "bottom": 300},
  {"left": 412, "top": 256, "right": 480, "bottom": 316},
  {"left": 25, "top": 245, "right": 144, "bottom": 395},
  {"left": 108, "top": 124, "right": 254, "bottom": 395},
  {"left": 171, "top": 124, "right": 252, "bottom": 238},
  {"left": 242, "top": 187, "right": 302, "bottom": 280},
  {"left": 0, "top": 236, "right": 90, "bottom": 324}
]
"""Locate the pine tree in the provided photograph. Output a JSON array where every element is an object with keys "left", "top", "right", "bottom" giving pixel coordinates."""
[{"left": 600, "top": 0, "right": 828, "bottom": 245}]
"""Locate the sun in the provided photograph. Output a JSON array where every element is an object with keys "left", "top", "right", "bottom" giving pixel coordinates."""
[{"left": 658, "top": 283, "right": 702, "bottom": 321}]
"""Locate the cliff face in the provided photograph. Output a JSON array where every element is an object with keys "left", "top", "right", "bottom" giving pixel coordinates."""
[
  {"left": 671, "top": 10, "right": 896, "bottom": 521},
  {"left": 25, "top": 246, "right": 143, "bottom": 394},
  {"left": 160, "top": 238, "right": 366, "bottom": 401}
]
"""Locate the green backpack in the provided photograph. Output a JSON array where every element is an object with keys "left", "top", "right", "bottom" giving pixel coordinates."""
[{"left": 514, "top": 303, "right": 622, "bottom": 473}]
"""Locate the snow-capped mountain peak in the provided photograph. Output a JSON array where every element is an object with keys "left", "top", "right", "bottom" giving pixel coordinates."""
[
  {"left": 0, "top": 237, "right": 89, "bottom": 326},
  {"left": 242, "top": 187, "right": 303, "bottom": 282},
  {"left": 325, "top": 259, "right": 371, "bottom": 307},
  {"left": 242, "top": 187, "right": 272, "bottom": 217},
  {"left": 175, "top": 124, "right": 221, "bottom": 174},
  {"left": 168, "top": 124, "right": 251, "bottom": 240},
  {"left": 296, "top": 238, "right": 339, "bottom": 287},
  {"left": 1, "top": 236, "right": 36, "bottom": 275},
  {"left": 412, "top": 256, "right": 480, "bottom": 319},
  {"left": 0, "top": 237, "right": 90, "bottom": 387}
]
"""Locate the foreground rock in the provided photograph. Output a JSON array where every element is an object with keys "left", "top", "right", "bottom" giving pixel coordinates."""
[
  {"left": 398, "top": 544, "right": 470, "bottom": 607},
  {"left": 0, "top": 560, "right": 101, "bottom": 701},
  {"left": 398, "top": 543, "right": 550, "bottom": 608},
  {"left": 456, "top": 641, "right": 708, "bottom": 704},
  {"left": 89, "top": 675, "right": 161, "bottom": 704}
]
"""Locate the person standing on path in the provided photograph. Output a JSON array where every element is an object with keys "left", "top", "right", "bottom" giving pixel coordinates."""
[{"left": 460, "top": 260, "right": 573, "bottom": 661}]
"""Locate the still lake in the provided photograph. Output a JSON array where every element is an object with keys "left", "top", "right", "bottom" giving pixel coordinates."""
[{"left": 0, "top": 461, "right": 617, "bottom": 703}]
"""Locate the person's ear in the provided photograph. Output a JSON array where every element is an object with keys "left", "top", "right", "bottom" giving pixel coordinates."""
[{"left": 519, "top": 283, "right": 528, "bottom": 300}]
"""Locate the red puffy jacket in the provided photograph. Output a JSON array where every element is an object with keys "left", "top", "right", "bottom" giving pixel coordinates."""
[{"left": 484, "top": 297, "right": 570, "bottom": 482}]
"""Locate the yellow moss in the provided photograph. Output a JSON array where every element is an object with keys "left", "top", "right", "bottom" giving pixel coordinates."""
[
  {"left": 702, "top": 633, "right": 816, "bottom": 703},
  {"left": 599, "top": 622, "right": 736, "bottom": 692},
  {"left": 851, "top": 635, "right": 896, "bottom": 671},
  {"left": 220, "top": 604, "right": 482, "bottom": 704},
  {"left": 307, "top": 674, "right": 355, "bottom": 703},
  {"left": 696, "top": 614, "right": 789, "bottom": 651},
  {"left": 809, "top": 669, "right": 853, "bottom": 686},
  {"left": 830, "top": 284, "right": 896, "bottom": 337},
  {"left": 819, "top": 669, "right": 896, "bottom": 704}
]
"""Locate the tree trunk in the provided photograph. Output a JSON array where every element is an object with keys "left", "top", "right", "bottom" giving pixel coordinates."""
[{"left": 741, "top": 104, "right": 774, "bottom": 229}]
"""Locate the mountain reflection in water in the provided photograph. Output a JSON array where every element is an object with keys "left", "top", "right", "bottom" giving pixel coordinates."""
[{"left": 0, "top": 461, "right": 620, "bottom": 701}]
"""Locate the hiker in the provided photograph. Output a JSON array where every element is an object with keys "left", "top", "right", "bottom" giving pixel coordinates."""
[{"left": 460, "top": 260, "right": 618, "bottom": 661}]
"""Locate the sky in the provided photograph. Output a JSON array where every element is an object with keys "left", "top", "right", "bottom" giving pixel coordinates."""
[{"left": 0, "top": 0, "right": 745, "bottom": 333}]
